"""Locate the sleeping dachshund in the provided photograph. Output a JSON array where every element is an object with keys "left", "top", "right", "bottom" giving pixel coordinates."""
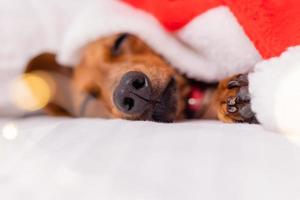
[{"left": 25, "top": 33, "right": 257, "bottom": 123}]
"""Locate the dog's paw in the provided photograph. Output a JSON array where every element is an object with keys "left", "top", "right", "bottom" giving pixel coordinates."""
[{"left": 217, "top": 74, "right": 258, "bottom": 124}]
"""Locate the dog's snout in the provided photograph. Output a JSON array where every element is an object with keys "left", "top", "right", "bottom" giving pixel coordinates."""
[{"left": 113, "top": 71, "right": 152, "bottom": 115}]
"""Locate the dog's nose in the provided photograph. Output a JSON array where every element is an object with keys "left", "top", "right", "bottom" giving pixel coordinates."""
[{"left": 113, "top": 71, "right": 152, "bottom": 115}]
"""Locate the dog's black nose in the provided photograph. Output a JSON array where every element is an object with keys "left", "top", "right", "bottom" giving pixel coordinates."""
[{"left": 113, "top": 71, "right": 152, "bottom": 115}]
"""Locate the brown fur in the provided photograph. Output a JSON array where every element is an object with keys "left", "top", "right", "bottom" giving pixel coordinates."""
[{"left": 25, "top": 33, "right": 254, "bottom": 123}]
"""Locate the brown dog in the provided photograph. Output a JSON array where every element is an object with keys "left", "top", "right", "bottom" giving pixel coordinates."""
[{"left": 25, "top": 33, "right": 257, "bottom": 123}]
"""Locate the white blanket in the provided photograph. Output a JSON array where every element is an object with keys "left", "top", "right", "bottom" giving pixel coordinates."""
[{"left": 0, "top": 118, "right": 300, "bottom": 200}]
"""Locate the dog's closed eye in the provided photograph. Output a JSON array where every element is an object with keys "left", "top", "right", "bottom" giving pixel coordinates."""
[
  {"left": 87, "top": 85, "right": 101, "bottom": 99},
  {"left": 111, "top": 33, "right": 130, "bottom": 56}
]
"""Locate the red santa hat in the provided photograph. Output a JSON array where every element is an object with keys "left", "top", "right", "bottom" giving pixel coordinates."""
[
  {"left": 58, "top": 0, "right": 262, "bottom": 81},
  {"left": 58, "top": 0, "right": 300, "bottom": 135}
]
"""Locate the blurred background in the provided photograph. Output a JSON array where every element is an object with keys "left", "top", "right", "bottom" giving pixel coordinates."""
[{"left": 0, "top": 0, "right": 100, "bottom": 116}]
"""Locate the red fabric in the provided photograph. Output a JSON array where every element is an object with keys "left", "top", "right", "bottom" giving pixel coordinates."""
[
  {"left": 224, "top": 0, "right": 300, "bottom": 58},
  {"left": 187, "top": 87, "right": 205, "bottom": 112},
  {"left": 123, "top": 0, "right": 300, "bottom": 58},
  {"left": 122, "top": 0, "right": 223, "bottom": 31}
]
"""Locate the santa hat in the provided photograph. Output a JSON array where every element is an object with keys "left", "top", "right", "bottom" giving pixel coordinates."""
[
  {"left": 57, "top": 0, "right": 300, "bottom": 134},
  {"left": 58, "top": 0, "right": 262, "bottom": 82}
]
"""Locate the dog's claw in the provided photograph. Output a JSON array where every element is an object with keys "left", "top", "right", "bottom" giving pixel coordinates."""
[
  {"left": 227, "top": 80, "right": 240, "bottom": 89},
  {"left": 227, "top": 106, "right": 238, "bottom": 113},
  {"left": 227, "top": 74, "right": 249, "bottom": 89},
  {"left": 227, "top": 96, "right": 237, "bottom": 106}
]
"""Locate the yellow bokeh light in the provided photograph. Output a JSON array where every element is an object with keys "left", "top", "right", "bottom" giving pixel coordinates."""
[
  {"left": 2, "top": 123, "right": 18, "bottom": 140},
  {"left": 10, "top": 72, "right": 54, "bottom": 111}
]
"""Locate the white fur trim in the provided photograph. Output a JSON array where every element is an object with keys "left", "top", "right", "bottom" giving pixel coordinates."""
[
  {"left": 58, "top": 1, "right": 230, "bottom": 82},
  {"left": 177, "top": 6, "right": 262, "bottom": 80},
  {"left": 249, "top": 46, "right": 300, "bottom": 134}
]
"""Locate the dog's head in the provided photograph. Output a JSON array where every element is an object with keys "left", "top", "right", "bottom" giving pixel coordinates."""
[
  {"left": 74, "top": 33, "right": 190, "bottom": 122},
  {"left": 25, "top": 34, "right": 190, "bottom": 122}
]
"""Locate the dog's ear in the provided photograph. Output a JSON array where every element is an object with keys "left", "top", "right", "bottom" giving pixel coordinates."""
[
  {"left": 24, "top": 53, "right": 73, "bottom": 116},
  {"left": 25, "top": 53, "right": 73, "bottom": 76},
  {"left": 24, "top": 53, "right": 109, "bottom": 118}
]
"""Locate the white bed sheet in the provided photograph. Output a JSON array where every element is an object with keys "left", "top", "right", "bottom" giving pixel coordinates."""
[{"left": 0, "top": 117, "right": 299, "bottom": 200}]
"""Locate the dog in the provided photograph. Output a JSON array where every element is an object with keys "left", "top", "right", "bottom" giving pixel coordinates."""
[{"left": 25, "top": 33, "right": 257, "bottom": 123}]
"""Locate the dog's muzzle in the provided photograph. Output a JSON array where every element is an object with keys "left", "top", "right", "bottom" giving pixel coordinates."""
[{"left": 113, "top": 71, "right": 177, "bottom": 122}]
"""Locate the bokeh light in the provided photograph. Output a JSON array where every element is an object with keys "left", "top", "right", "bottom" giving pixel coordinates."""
[
  {"left": 10, "top": 72, "right": 55, "bottom": 112},
  {"left": 274, "top": 66, "right": 300, "bottom": 141},
  {"left": 2, "top": 122, "right": 18, "bottom": 140}
]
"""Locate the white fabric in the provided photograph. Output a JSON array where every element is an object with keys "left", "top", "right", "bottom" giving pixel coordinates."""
[
  {"left": 177, "top": 6, "right": 262, "bottom": 80},
  {"left": 249, "top": 46, "right": 300, "bottom": 134},
  {"left": 59, "top": 3, "right": 262, "bottom": 82},
  {"left": 0, "top": 0, "right": 96, "bottom": 116},
  {"left": 1, "top": 117, "right": 300, "bottom": 200},
  {"left": 0, "top": 0, "right": 90, "bottom": 71},
  {"left": 58, "top": 1, "right": 218, "bottom": 81}
]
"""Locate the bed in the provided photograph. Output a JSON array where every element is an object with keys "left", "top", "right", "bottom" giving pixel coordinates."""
[{"left": 0, "top": 117, "right": 299, "bottom": 200}]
